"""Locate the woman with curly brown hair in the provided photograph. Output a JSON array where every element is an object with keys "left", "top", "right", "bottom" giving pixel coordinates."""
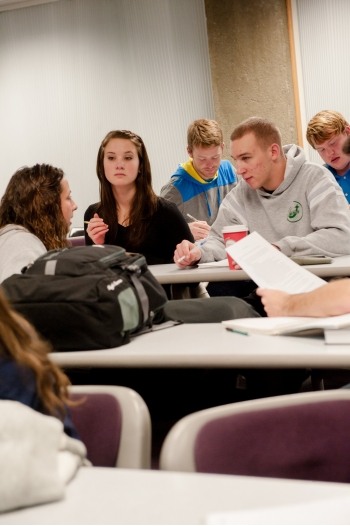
[
  {"left": 0, "top": 288, "right": 78, "bottom": 437},
  {"left": 0, "top": 164, "right": 77, "bottom": 282}
]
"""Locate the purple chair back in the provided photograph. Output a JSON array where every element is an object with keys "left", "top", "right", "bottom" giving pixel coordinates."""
[
  {"left": 70, "top": 392, "right": 122, "bottom": 467},
  {"left": 195, "top": 400, "right": 350, "bottom": 482},
  {"left": 68, "top": 236, "right": 85, "bottom": 247}
]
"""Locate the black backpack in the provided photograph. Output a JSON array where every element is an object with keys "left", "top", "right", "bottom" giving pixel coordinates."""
[{"left": 1, "top": 245, "right": 168, "bottom": 351}]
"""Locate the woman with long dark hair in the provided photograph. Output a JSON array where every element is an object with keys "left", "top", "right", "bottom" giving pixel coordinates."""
[{"left": 84, "top": 130, "right": 193, "bottom": 265}]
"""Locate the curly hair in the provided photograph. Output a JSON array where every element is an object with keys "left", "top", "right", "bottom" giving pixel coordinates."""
[
  {"left": 95, "top": 130, "right": 158, "bottom": 246},
  {"left": 0, "top": 289, "right": 71, "bottom": 418},
  {"left": 0, "top": 164, "right": 69, "bottom": 250}
]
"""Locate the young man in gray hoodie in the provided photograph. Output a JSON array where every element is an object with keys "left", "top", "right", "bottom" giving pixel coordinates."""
[
  {"left": 258, "top": 135, "right": 350, "bottom": 319},
  {"left": 175, "top": 116, "right": 350, "bottom": 267}
]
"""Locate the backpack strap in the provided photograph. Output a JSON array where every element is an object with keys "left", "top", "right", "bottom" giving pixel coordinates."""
[{"left": 129, "top": 274, "right": 150, "bottom": 326}]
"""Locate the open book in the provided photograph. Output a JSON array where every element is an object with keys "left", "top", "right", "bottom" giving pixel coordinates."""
[{"left": 223, "top": 313, "right": 350, "bottom": 336}]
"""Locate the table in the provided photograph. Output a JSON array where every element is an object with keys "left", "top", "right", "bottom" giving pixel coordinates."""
[
  {"left": 2, "top": 467, "right": 350, "bottom": 524},
  {"left": 149, "top": 255, "right": 350, "bottom": 284},
  {"left": 50, "top": 322, "right": 350, "bottom": 369}
]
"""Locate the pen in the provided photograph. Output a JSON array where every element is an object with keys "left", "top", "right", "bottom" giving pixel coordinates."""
[
  {"left": 187, "top": 213, "right": 200, "bottom": 222},
  {"left": 226, "top": 328, "right": 249, "bottom": 336},
  {"left": 177, "top": 238, "right": 208, "bottom": 263}
]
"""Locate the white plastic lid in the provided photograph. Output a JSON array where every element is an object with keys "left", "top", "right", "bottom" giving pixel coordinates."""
[{"left": 222, "top": 225, "right": 248, "bottom": 233}]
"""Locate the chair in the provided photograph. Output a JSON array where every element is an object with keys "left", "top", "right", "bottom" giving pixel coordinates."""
[
  {"left": 69, "top": 227, "right": 85, "bottom": 237},
  {"left": 69, "top": 385, "right": 152, "bottom": 468},
  {"left": 159, "top": 389, "right": 350, "bottom": 482},
  {"left": 68, "top": 235, "right": 85, "bottom": 247}
]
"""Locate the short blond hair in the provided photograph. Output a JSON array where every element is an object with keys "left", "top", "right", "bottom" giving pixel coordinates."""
[
  {"left": 306, "top": 110, "right": 349, "bottom": 148},
  {"left": 187, "top": 119, "right": 223, "bottom": 150},
  {"left": 230, "top": 116, "right": 282, "bottom": 150}
]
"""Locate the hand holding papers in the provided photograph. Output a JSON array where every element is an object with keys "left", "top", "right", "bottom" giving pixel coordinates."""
[
  {"left": 223, "top": 232, "right": 350, "bottom": 339},
  {"left": 225, "top": 231, "right": 326, "bottom": 293}
]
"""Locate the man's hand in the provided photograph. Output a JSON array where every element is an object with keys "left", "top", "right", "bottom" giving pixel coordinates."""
[
  {"left": 256, "top": 288, "right": 292, "bottom": 317},
  {"left": 188, "top": 220, "right": 211, "bottom": 241}
]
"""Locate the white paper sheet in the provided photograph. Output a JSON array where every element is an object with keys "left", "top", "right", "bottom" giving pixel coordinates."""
[
  {"left": 198, "top": 259, "right": 229, "bottom": 268},
  {"left": 206, "top": 495, "right": 350, "bottom": 525},
  {"left": 226, "top": 231, "right": 326, "bottom": 293}
]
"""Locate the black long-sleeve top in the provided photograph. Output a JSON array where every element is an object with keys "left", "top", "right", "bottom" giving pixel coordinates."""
[{"left": 84, "top": 197, "right": 194, "bottom": 265}]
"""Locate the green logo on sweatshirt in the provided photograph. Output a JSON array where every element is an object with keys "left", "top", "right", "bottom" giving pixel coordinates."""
[{"left": 287, "top": 201, "right": 303, "bottom": 222}]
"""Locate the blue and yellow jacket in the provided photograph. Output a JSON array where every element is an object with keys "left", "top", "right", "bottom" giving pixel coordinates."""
[{"left": 160, "top": 159, "right": 236, "bottom": 225}]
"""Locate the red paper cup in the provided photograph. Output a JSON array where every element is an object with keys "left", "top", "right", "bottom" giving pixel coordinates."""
[{"left": 222, "top": 225, "right": 249, "bottom": 270}]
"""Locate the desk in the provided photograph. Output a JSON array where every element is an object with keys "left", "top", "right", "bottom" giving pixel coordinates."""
[
  {"left": 149, "top": 255, "right": 350, "bottom": 284},
  {"left": 2, "top": 467, "right": 350, "bottom": 524},
  {"left": 50, "top": 323, "right": 350, "bottom": 369}
]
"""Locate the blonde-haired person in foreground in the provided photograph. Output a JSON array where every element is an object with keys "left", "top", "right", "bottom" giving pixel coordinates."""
[
  {"left": 306, "top": 110, "right": 350, "bottom": 203},
  {"left": 0, "top": 288, "right": 78, "bottom": 438}
]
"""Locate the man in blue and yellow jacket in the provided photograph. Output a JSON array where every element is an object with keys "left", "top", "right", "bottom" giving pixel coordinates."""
[{"left": 161, "top": 119, "right": 236, "bottom": 241}]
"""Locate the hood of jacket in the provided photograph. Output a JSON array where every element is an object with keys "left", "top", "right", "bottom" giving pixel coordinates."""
[
  {"left": 0, "top": 224, "right": 29, "bottom": 238},
  {"left": 171, "top": 160, "right": 219, "bottom": 188},
  {"left": 258, "top": 144, "right": 306, "bottom": 198}
]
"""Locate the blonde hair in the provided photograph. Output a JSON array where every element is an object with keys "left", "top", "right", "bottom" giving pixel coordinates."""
[
  {"left": 187, "top": 119, "right": 223, "bottom": 150},
  {"left": 306, "top": 110, "right": 349, "bottom": 148}
]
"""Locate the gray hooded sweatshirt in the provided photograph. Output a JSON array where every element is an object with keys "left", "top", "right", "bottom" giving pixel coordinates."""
[
  {"left": 199, "top": 144, "right": 350, "bottom": 262},
  {"left": 0, "top": 225, "right": 46, "bottom": 283}
]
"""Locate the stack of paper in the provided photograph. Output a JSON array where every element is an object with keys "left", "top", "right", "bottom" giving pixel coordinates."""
[
  {"left": 223, "top": 313, "right": 350, "bottom": 337},
  {"left": 324, "top": 329, "right": 350, "bottom": 344}
]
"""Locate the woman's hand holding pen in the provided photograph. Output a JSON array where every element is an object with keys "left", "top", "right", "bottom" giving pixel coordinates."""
[
  {"left": 174, "top": 239, "right": 202, "bottom": 268},
  {"left": 187, "top": 213, "right": 211, "bottom": 241},
  {"left": 85, "top": 213, "right": 109, "bottom": 245}
]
